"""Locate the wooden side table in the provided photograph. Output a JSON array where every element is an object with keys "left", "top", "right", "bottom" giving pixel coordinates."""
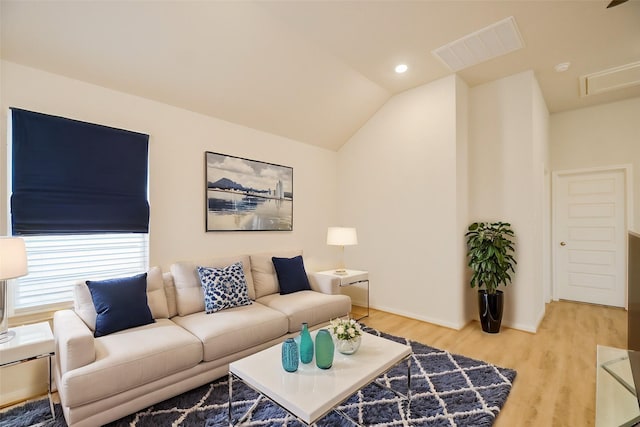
[
  {"left": 0, "top": 322, "right": 55, "bottom": 420},
  {"left": 314, "top": 269, "right": 369, "bottom": 320}
]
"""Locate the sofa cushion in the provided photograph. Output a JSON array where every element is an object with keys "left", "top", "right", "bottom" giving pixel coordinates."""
[
  {"left": 59, "top": 319, "right": 203, "bottom": 407},
  {"left": 197, "top": 263, "right": 252, "bottom": 314},
  {"left": 250, "top": 250, "right": 302, "bottom": 299},
  {"left": 272, "top": 255, "right": 311, "bottom": 295},
  {"left": 86, "top": 273, "right": 154, "bottom": 337},
  {"left": 257, "top": 290, "right": 352, "bottom": 333},
  {"left": 171, "top": 303, "right": 288, "bottom": 362},
  {"left": 73, "top": 267, "right": 168, "bottom": 331},
  {"left": 171, "top": 255, "right": 255, "bottom": 316},
  {"left": 162, "top": 272, "right": 178, "bottom": 318},
  {"left": 146, "top": 266, "right": 170, "bottom": 319},
  {"left": 170, "top": 262, "right": 205, "bottom": 316},
  {"left": 74, "top": 282, "right": 98, "bottom": 331}
]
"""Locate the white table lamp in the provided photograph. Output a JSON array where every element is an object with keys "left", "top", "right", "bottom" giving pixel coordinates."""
[
  {"left": 327, "top": 227, "right": 358, "bottom": 275},
  {"left": 0, "top": 237, "right": 28, "bottom": 343}
]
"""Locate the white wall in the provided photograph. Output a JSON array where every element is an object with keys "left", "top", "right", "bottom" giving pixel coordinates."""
[
  {"left": 468, "top": 70, "right": 549, "bottom": 332},
  {"left": 0, "top": 61, "right": 340, "bottom": 404},
  {"left": 533, "top": 77, "right": 552, "bottom": 305},
  {"left": 0, "top": 61, "right": 340, "bottom": 273},
  {"left": 0, "top": 59, "right": 563, "bottom": 403},
  {"left": 550, "top": 97, "right": 640, "bottom": 230},
  {"left": 456, "top": 76, "right": 471, "bottom": 323},
  {"left": 337, "top": 75, "right": 469, "bottom": 329},
  {"left": 532, "top": 74, "right": 550, "bottom": 310}
]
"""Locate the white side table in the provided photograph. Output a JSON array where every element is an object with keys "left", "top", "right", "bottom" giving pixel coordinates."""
[
  {"left": 314, "top": 269, "right": 369, "bottom": 320},
  {"left": 0, "top": 322, "right": 55, "bottom": 420}
]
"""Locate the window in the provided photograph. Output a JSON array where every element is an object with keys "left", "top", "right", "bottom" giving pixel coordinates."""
[
  {"left": 15, "top": 234, "right": 148, "bottom": 312},
  {"left": 9, "top": 108, "right": 150, "bottom": 314}
]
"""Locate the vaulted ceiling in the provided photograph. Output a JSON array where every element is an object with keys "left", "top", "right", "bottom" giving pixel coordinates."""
[{"left": 2, "top": 1, "right": 639, "bottom": 150}]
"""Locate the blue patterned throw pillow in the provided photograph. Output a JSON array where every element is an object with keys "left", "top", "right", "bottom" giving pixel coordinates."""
[{"left": 197, "top": 262, "right": 252, "bottom": 314}]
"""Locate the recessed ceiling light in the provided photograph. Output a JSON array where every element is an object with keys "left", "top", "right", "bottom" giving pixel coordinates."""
[
  {"left": 395, "top": 64, "right": 408, "bottom": 74},
  {"left": 554, "top": 62, "right": 571, "bottom": 72}
]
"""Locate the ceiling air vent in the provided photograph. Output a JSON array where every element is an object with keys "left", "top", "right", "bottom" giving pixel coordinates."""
[
  {"left": 432, "top": 16, "right": 524, "bottom": 72},
  {"left": 580, "top": 61, "right": 640, "bottom": 97}
]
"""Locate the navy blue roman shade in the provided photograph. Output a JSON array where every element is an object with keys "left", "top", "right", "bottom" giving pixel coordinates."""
[{"left": 10, "top": 108, "right": 150, "bottom": 234}]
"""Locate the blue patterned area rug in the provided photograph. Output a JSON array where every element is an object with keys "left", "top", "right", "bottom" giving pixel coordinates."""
[{"left": 1, "top": 326, "right": 516, "bottom": 427}]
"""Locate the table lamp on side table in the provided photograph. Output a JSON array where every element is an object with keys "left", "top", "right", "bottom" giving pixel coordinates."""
[
  {"left": 0, "top": 237, "right": 28, "bottom": 343},
  {"left": 326, "top": 227, "right": 358, "bottom": 275}
]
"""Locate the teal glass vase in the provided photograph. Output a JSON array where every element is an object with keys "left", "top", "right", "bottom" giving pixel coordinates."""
[
  {"left": 315, "top": 329, "right": 334, "bottom": 369},
  {"left": 299, "top": 322, "right": 314, "bottom": 364},
  {"left": 281, "top": 338, "right": 299, "bottom": 372}
]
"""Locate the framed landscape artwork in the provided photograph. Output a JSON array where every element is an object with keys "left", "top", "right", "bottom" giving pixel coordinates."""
[{"left": 205, "top": 152, "right": 293, "bottom": 231}]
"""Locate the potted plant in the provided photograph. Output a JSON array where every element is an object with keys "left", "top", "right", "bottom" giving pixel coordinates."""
[{"left": 465, "top": 222, "right": 516, "bottom": 333}]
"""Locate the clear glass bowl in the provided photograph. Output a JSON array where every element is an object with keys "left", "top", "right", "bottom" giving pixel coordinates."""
[{"left": 335, "top": 335, "right": 361, "bottom": 355}]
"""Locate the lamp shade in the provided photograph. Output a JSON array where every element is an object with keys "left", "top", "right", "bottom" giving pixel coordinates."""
[
  {"left": 0, "top": 237, "right": 28, "bottom": 280},
  {"left": 326, "top": 227, "right": 358, "bottom": 246}
]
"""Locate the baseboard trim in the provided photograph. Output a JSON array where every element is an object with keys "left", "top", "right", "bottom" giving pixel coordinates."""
[
  {"left": 370, "top": 303, "right": 541, "bottom": 334},
  {"left": 370, "top": 303, "right": 467, "bottom": 331}
]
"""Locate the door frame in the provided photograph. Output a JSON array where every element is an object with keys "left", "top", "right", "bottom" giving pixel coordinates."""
[{"left": 551, "top": 164, "right": 634, "bottom": 306}]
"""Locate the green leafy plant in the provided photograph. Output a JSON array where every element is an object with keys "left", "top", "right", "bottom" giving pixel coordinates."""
[{"left": 465, "top": 222, "right": 517, "bottom": 294}]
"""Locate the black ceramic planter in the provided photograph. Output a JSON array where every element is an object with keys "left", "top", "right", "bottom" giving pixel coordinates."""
[{"left": 478, "top": 290, "right": 504, "bottom": 333}]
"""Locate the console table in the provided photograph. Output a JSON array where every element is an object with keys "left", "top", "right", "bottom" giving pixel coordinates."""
[
  {"left": 314, "top": 269, "right": 369, "bottom": 320},
  {"left": 596, "top": 345, "right": 640, "bottom": 426},
  {"left": 0, "top": 322, "right": 55, "bottom": 420}
]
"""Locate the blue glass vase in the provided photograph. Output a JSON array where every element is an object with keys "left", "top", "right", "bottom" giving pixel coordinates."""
[
  {"left": 281, "top": 338, "right": 299, "bottom": 372},
  {"left": 315, "top": 329, "right": 334, "bottom": 369},
  {"left": 299, "top": 322, "right": 314, "bottom": 364}
]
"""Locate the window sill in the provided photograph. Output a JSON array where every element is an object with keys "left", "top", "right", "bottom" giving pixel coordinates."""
[{"left": 9, "top": 301, "right": 73, "bottom": 327}]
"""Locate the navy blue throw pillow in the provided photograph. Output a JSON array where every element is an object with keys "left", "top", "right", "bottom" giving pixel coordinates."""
[
  {"left": 272, "top": 255, "right": 312, "bottom": 295},
  {"left": 86, "top": 273, "right": 154, "bottom": 337}
]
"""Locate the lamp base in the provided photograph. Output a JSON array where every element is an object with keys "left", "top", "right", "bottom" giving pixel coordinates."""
[
  {"left": 0, "top": 330, "right": 16, "bottom": 344},
  {"left": 1, "top": 279, "right": 15, "bottom": 343},
  {"left": 334, "top": 269, "right": 348, "bottom": 275}
]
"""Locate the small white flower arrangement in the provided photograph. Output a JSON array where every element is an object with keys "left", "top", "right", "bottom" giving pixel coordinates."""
[{"left": 329, "top": 318, "right": 362, "bottom": 341}]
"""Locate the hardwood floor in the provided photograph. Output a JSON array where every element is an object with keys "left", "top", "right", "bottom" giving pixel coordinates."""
[
  {"left": 2, "top": 301, "right": 626, "bottom": 426},
  {"left": 359, "top": 300, "right": 627, "bottom": 427}
]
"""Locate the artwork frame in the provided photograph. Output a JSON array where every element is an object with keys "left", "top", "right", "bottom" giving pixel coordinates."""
[{"left": 205, "top": 151, "right": 293, "bottom": 232}]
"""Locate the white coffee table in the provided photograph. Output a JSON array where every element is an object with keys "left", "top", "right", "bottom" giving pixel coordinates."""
[{"left": 228, "top": 330, "right": 412, "bottom": 426}]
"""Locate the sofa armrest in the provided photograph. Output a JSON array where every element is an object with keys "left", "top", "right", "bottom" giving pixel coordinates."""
[
  {"left": 309, "top": 273, "right": 341, "bottom": 295},
  {"left": 54, "top": 309, "right": 96, "bottom": 375}
]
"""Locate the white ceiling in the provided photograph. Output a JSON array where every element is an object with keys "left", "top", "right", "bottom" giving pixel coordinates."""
[{"left": 1, "top": 1, "right": 639, "bottom": 151}]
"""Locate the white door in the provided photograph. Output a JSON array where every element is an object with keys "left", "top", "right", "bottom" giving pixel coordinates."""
[{"left": 554, "top": 169, "right": 627, "bottom": 307}]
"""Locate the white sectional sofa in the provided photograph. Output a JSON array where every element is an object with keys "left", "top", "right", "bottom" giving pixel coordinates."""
[{"left": 53, "top": 250, "right": 351, "bottom": 427}]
